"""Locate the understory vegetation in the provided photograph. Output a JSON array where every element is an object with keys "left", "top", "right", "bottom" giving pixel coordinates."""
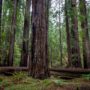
[{"left": 0, "top": 72, "right": 90, "bottom": 90}]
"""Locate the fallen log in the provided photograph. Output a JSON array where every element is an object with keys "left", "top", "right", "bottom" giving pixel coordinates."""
[
  {"left": 50, "top": 68, "right": 90, "bottom": 79},
  {"left": 0, "top": 67, "right": 90, "bottom": 74},
  {"left": 0, "top": 67, "right": 28, "bottom": 72},
  {"left": 49, "top": 68, "right": 90, "bottom": 74}
]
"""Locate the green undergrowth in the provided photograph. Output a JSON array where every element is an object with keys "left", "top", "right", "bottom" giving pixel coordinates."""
[
  {"left": 82, "top": 73, "right": 90, "bottom": 80},
  {"left": 0, "top": 72, "right": 90, "bottom": 90}
]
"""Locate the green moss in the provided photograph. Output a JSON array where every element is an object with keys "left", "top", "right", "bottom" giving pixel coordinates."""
[
  {"left": 82, "top": 74, "right": 90, "bottom": 80},
  {"left": 0, "top": 73, "right": 89, "bottom": 90}
]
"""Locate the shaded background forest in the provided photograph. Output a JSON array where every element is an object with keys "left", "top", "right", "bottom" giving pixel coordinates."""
[{"left": 0, "top": 0, "right": 90, "bottom": 69}]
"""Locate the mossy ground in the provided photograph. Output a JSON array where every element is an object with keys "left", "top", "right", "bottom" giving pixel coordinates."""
[{"left": 0, "top": 72, "right": 90, "bottom": 90}]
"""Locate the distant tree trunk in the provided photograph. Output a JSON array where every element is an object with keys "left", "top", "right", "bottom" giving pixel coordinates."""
[
  {"left": 65, "top": 0, "right": 72, "bottom": 67},
  {"left": 20, "top": 0, "right": 31, "bottom": 66},
  {"left": 70, "top": 0, "right": 81, "bottom": 67},
  {"left": 7, "top": 0, "right": 17, "bottom": 66},
  {"left": 30, "top": 0, "right": 49, "bottom": 79},
  {"left": 59, "top": 0, "right": 63, "bottom": 66},
  {"left": 0, "top": 0, "right": 2, "bottom": 65},
  {"left": 50, "top": 47, "right": 53, "bottom": 67},
  {"left": 45, "top": 0, "right": 50, "bottom": 73},
  {"left": 79, "top": 0, "right": 90, "bottom": 68}
]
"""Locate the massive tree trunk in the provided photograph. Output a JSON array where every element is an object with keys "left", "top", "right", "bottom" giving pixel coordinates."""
[
  {"left": 65, "top": 0, "right": 72, "bottom": 67},
  {"left": 7, "top": 0, "right": 17, "bottom": 66},
  {"left": 30, "top": 0, "right": 49, "bottom": 79},
  {"left": 0, "top": 0, "right": 2, "bottom": 65},
  {"left": 70, "top": 0, "right": 81, "bottom": 67},
  {"left": 20, "top": 0, "right": 31, "bottom": 66},
  {"left": 79, "top": 0, "right": 90, "bottom": 68}
]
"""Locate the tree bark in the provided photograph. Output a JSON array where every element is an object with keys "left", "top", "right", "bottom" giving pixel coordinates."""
[
  {"left": 30, "top": 0, "right": 49, "bottom": 79},
  {"left": 0, "top": 0, "right": 2, "bottom": 65},
  {"left": 65, "top": 0, "right": 72, "bottom": 67},
  {"left": 79, "top": 0, "right": 90, "bottom": 68},
  {"left": 59, "top": 0, "right": 63, "bottom": 66},
  {"left": 20, "top": 0, "right": 31, "bottom": 66},
  {"left": 70, "top": 0, "right": 81, "bottom": 67},
  {"left": 7, "top": 0, "right": 17, "bottom": 66}
]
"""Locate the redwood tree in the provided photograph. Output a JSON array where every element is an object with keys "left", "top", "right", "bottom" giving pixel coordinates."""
[
  {"left": 20, "top": 0, "right": 31, "bottom": 66},
  {"left": 79, "top": 0, "right": 90, "bottom": 68},
  {"left": 70, "top": 0, "right": 81, "bottom": 67},
  {"left": 0, "top": 0, "right": 2, "bottom": 65},
  {"left": 65, "top": 0, "right": 71, "bottom": 66},
  {"left": 7, "top": 0, "right": 17, "bottom": 66},
  {"left": 0, "top": 0, "right": 2, "bottom": 41},
  {"left": 30, "top": 0, "right": 49, "bottom": 79}
]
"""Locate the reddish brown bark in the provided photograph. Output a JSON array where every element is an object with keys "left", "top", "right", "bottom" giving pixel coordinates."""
[{"left": 30, "top": 0, "right": 49, "bottom": 79}]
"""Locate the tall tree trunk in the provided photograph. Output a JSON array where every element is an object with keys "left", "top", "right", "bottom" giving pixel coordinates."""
[
  {"left": 70, "top": 0, "right": 81, "bottom": 67},
  {"left": 79, "top": 0, "right": 90, "bottom": 68},
  {"left": 45, "top": 0, "right": 50, "bottom": 74},
  {"left": 0, "top": 0, "right": 2, "bottom": 65},
  {"left": 59, "top": 0, "right": 63, "bottom": 66},
  {"left": 30, "top": 0, "right": 49, "bottom": 79},
  {"left": 7, "top": 0, "right": 17, "bottom": 66},
  {"left": 20, "top": 0, "right": 31, "bottom": 66},
  {"left": 65, "top": 0, "right": 72, "bottom": 67}
]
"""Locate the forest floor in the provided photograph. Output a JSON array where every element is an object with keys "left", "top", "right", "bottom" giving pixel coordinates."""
[{"left": 0, "top": 72, "right": 90, "bottom": 90}]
